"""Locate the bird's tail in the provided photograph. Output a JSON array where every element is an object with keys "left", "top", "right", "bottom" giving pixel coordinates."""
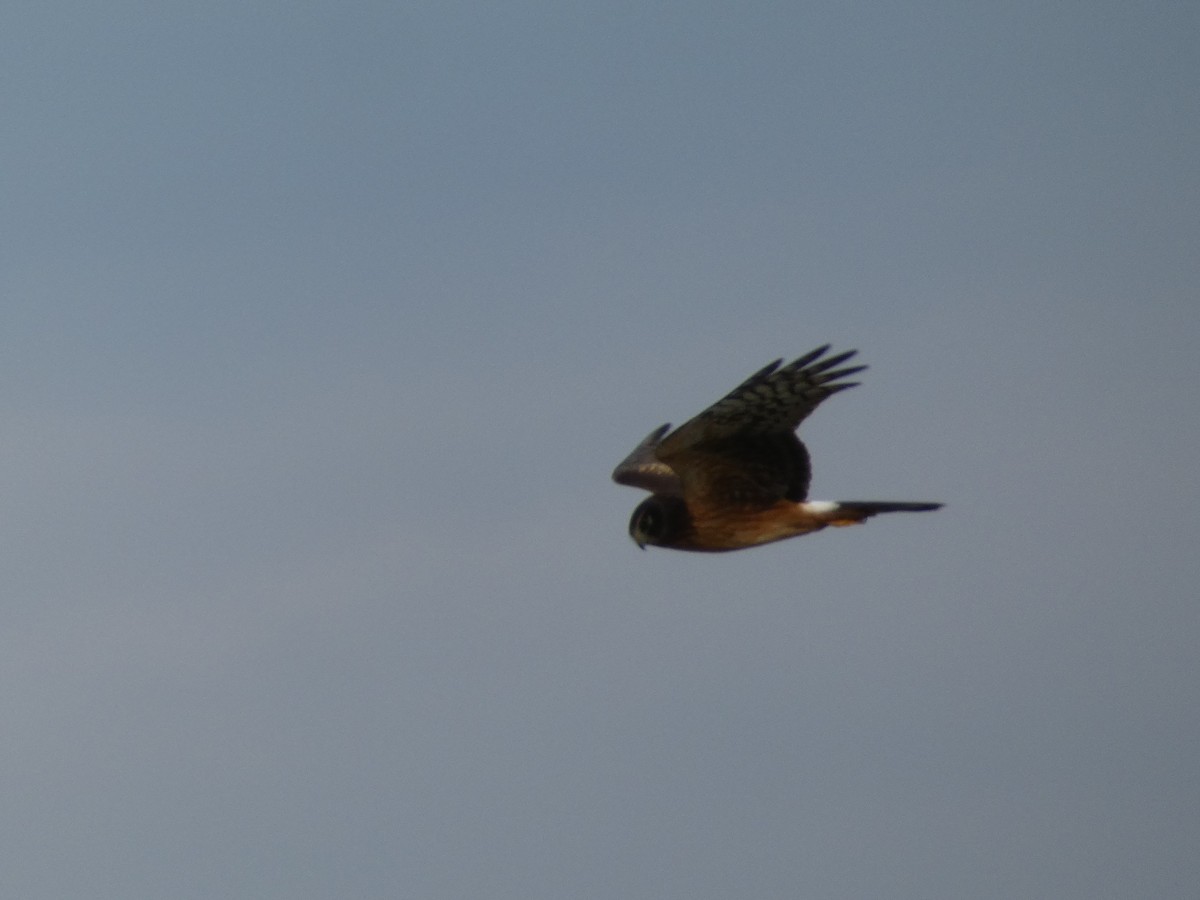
[{"left": 802, "top": 500, "right": 943, "bottom": 526}]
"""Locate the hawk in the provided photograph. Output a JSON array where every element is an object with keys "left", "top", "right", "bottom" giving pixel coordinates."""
[{"left": 612, "top": 345, "right": 942, "bottom": 551}]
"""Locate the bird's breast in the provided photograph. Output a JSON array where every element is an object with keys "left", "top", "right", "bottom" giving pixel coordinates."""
[{"left": 676, "top": 501, "right": 827, "bottom": 551}]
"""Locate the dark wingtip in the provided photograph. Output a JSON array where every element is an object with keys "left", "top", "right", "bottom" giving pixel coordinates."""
[
  {"left": 758, "top": 358, "right": 785, "bottom": 377},
  {"left": 819, "top": 364, "right": 868, "bottom": 385},
  {"left": 806, "top": 349, "right": 859, "bottom": 374},
  {"left": 784, "top": 345, "right": 832, "bottom": 370}
]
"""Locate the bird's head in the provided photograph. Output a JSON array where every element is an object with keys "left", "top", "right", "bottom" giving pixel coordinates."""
[{"left": 628, "top": 495, "right": 691, "bottom": 550}]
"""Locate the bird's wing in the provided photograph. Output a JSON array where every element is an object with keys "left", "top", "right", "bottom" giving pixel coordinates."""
[
  {"left": 611, "top": 423, "right": 682, "bottom": 494},
  {"left": 656, "top": 345, "right": 865, "bottom": 455},
  {"left": 661, "top": 432, "right": 814, "bottom": 510}
]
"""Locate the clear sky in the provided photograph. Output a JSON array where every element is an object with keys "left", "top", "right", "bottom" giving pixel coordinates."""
[{"left": 3, "top": 2, "right": 1198, "bottom": 898}]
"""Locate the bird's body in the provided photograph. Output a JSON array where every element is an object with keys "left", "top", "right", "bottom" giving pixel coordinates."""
[{"left": 611, "top": 345, "right": 942, "bottom": 552}]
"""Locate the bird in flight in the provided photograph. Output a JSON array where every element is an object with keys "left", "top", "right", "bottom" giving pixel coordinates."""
[{"left": 611, "top": 345, "right": 942, "bottom": 552}]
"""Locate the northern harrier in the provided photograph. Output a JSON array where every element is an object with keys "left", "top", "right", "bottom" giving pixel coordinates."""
[{"left": 612, "top": 345, "right": 942, "bottom": 551}]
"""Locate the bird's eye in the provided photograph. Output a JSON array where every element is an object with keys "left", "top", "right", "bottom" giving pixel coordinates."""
[{"left": 630, "top": 498, "right": 672, "bottom": 545}]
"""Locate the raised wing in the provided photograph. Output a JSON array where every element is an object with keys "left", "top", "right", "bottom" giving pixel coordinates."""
[
  {"left": 663, "top": 432, "right": 814, "bottom": 510},
  {"left": 655, "top": 345, "right": 865, "bottom": 456}
]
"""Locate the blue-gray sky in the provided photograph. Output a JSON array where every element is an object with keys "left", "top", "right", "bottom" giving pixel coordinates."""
[{"left": 3, "top": 2, "right": 1198, "bottom": 898}]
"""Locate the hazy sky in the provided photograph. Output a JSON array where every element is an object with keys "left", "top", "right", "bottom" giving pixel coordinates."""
[{"left": 3, "top": 2, "right": 1198, "bottom": 898}]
